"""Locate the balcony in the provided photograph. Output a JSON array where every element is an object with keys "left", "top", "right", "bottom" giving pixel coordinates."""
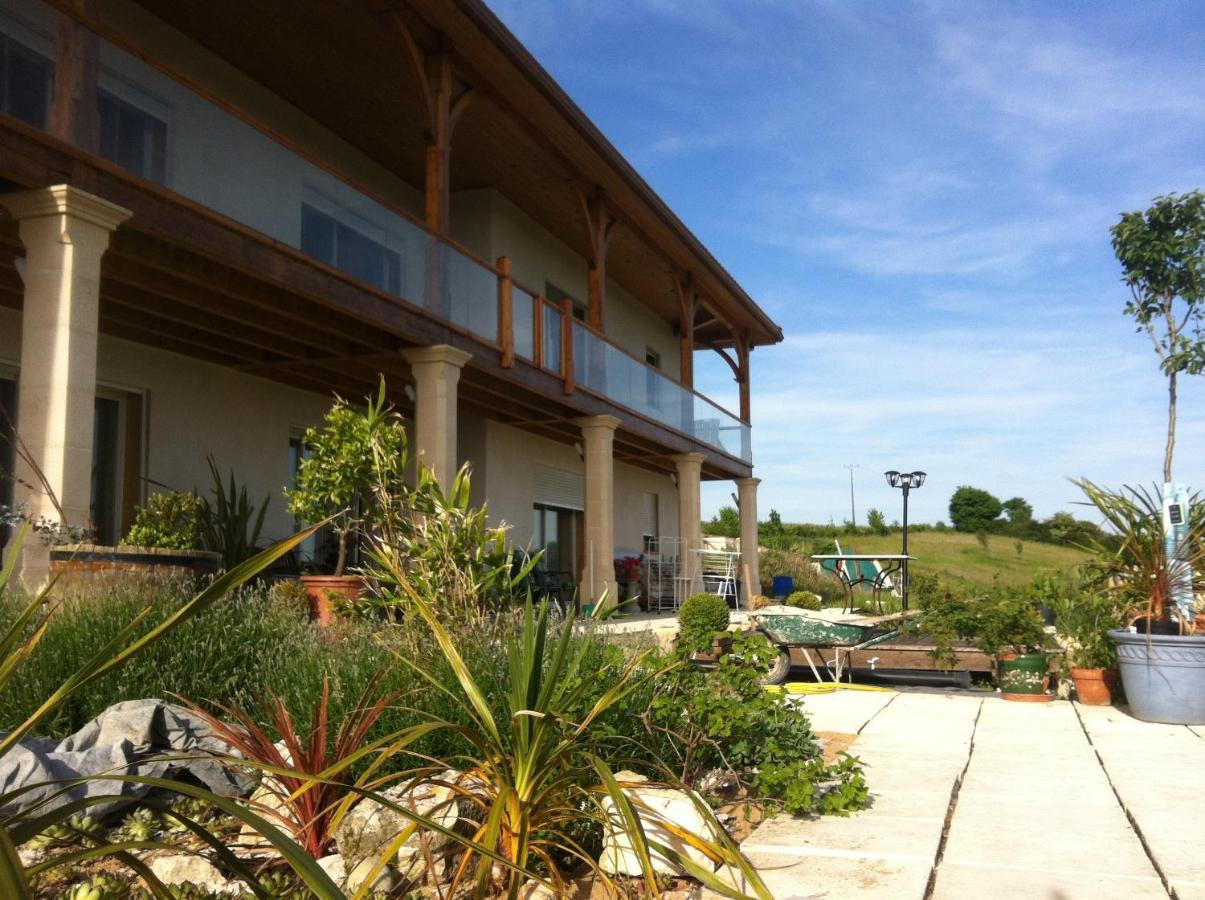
[{"left": 0, "top": 6, "right": 751, "bottom": 465}]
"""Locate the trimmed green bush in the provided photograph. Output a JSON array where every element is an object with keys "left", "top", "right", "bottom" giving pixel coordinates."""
[
  {"left": 787, "top": 590, "right": 822, "bottom": 611},
  {"left": 123, "top": 491, "right": 205, "bottom": 550},
  {"left": 677, "top": 592, "right": 731, "bottom": 652}
]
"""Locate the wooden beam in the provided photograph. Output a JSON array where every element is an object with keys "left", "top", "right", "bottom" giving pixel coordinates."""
[
  {"left": 560, "top": 296, "right": 574, "bottom": 395},
  {"left": 48, "top": 13, "right": 99, "bottom": 153},
  {"left": 101, "top": 253, "right": 368, "bottom": 358},
  {"left": 673, "top": 271, "right": 696, "bottom": 388},
  {"left": 497, "top": 255, "right": 513, "bottom": 367},
  {"left": 733, "top": 328, "right": 751, "bottom": 424},
  {"left": 576, "top": 183, "right": 615, "bottom": 331}
]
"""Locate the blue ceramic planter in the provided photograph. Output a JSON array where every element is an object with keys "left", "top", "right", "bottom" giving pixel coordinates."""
[{"left": 1110, "top": 630, "right": 1205, "bottom": 725}]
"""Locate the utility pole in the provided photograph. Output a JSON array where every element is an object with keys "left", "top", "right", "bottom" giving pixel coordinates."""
[{"left": 844, "top": 464, "right": 859, "bottom": 525}]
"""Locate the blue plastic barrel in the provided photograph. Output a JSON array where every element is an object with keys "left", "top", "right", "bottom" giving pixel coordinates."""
[{"left": 772, "top": 575, "right": 794, "bottom": 598}]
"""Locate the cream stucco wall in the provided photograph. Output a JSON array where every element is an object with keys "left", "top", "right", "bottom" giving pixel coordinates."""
[
  {"left": 478, "top": 418, "right": 679, "bottom": 559},
  {"left": 0, "top": 307, "right": 331, "bottom": 542}
]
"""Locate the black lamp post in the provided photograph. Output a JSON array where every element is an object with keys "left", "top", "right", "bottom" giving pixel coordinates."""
[{"left": 885, "top": 470, "right": 926, "bottom": 607}]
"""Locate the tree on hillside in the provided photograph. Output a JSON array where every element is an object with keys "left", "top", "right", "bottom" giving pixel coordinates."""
[
  {"left": 704, "top": 505, "right": 740, "bottom": 538},
  {"left": 1002, "top": 497, "right": 1034, "bottom": 525},
  {"left": 948, "top": 486, "right": 1003, "bottom": 533},
  {"left": 1110, "top": 190, "right": 1205, "bottom": 482},
  {"left": 866, "top": 508, "right": 888, "bottom": 535}
]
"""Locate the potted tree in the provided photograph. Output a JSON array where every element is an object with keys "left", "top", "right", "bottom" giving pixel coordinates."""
[
  {"left": 1096, "top": 191, "right": 1205, "bottom": 722},
  {"left": 1039, "top": 571, "right": 1125, "bottom": 706},
  {"left": 678, "top": 592, "right": 733, "bottom": 662},
  {"left": 925, "top": 587, "right": 1054, "bottom": 701},
  {"left": 286, "top": 380, "right": 407, "bottom": 624},
  {"left": 1078, "top": 480, "right": 1205, "bottom": 723}
]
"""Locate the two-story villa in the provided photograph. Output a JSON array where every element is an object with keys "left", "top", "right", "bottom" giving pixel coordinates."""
[{"left": 0, "top": 0, "right": 782, "bottom": 602}]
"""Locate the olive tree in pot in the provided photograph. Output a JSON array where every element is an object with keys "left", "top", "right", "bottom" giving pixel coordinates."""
[
  {"left": 1077, "top": 480, "right": 1205, "bottom": 723},
  {"left": 1039, "top": 571, "right": 1126, "bottom": 706},
  {"left": 285, "top": 379, "right": 407, "bottom": 624},
  {"left": 924, "top": 586, "right": 1054, "bottom": 701}
]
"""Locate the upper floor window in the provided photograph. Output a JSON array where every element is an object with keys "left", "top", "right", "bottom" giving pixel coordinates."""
[
  {"left": 301, "top": 202, "right": 401, "bottom": 295},
  {"left": 98, "top": 89, "right": 167, "bottom": 183},
  {"left": 0, "top": 33, "right": 52, "bottom": 128},
  {"left": 546, "top": 282, "right": 587, "bottom": 322}
]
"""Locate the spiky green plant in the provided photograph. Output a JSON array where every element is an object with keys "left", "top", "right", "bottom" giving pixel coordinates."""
[
  {"left": 345, "top": 574, "right": 773, "bottom": 900},
  {"left": 1075, "top": 479, "right": 1205, "bottom": 623},
  {"left": 0, "top": 521, "right": 347, "bottom": 899}
]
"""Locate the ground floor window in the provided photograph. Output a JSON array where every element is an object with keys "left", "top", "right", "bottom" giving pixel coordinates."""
[
  {"left": 532, "top": 503, "right": 581, "bottom": 578},
  {"left": 641, "top": 491, "right": 659, "bottom": 553},
  {"left": 0, "top": 376, "right": 142, "bottom": 550}
]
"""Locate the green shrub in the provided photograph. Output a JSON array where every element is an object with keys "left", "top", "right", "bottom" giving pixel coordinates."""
[
  {"left": 123, "top": 491, "right": 204, "bottom": 550},
  {"left": 635, "top": 632, "right": 869, "bottom": 816},
  {"left": 677, "top": 592, "right": 731, "bottom": 651},
  {"left": 786, "top": 590, "right": 822, "bottom": 611},
  {"left": 759, "top": 548, "right": 846, "bottom": 603}
]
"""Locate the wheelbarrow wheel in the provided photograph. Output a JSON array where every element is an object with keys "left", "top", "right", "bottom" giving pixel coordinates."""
[{"left": 762, "top": 646, "right": 792, "bottom": 685}]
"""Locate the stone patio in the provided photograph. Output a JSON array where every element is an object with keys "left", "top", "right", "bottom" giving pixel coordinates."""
[{"left": 727, "top": 689, "right": 1202, "bottom": 899}]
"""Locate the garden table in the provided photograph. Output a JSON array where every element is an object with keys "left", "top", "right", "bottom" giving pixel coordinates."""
[{"left": 810, "top": 553, "right": 916, "bottom": 613}]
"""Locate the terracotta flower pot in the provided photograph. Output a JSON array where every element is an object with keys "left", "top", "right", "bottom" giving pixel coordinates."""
[
  {"left": 690, "top": 635, "right": 734, "bottom": 664},
  {"left": 300, "top": 575, "right": 366, "bottom": 625},
  {"left": 1069, "top": 667, "right": 1117, "bottom": 706}
]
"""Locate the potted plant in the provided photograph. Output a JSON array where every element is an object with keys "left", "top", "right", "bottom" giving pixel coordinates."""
[
  {"left": 286, "top": 380, "right": 407, "bottom": 624},
  {"left": 678, "top": 592, "right": 733, "bottom": 662},
  {"left": 51, "top": 490, "right": 221, "bottom": 580},
  {"left": 614, "top": 555, "right": 643, "bottom": 607},
  {"left": 924, "top": 586, "right": 1054, "bottom": 701},
  {"left": 1038, "top": 571, "right": 1125, "bottom": 706},
  {"left": 1077, "top": 480, "right": 1205, "bottom": 723}
]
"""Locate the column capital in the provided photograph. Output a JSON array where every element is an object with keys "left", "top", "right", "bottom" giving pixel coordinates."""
[
  {"left": 400, "top": 343, "right": 472, "bottom": 369},
  {"left": 735, "top": 476, "right": 762, "bottom": 489},
  {"left": 574, "top": 414, "right": 621, "bottom": 433},
  {"left": 670, "top": 451, "right": 706, "bottom": 468},
  {"left": 1, "top": 184, "right": 131, "bottom": 232}
]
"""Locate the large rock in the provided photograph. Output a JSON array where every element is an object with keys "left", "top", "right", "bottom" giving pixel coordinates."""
[
  {"left": 599, "top": 782, "right": 719, "bottom": 877},
  {"left": 148, "top": 853, "right": 231, "bottom": 894},
  {"left": 333, "top": 773, "right": 460, "bottom": 876}
]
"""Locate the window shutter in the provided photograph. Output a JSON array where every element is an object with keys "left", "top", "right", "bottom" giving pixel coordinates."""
[
  {"left": 641, "top": 491, "right": 658, "bottom": 537},
  {"left": 533, "top": 465, "right": 584, "bottom": 511}
]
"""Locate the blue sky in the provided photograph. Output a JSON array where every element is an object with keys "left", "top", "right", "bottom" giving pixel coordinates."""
[{"left": 490, "top": 0, "right": 1205, "bottom": 525}]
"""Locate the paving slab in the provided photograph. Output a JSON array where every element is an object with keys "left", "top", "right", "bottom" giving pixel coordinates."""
[
  {"left": 931, "top": 861, "right": 1167, "bottom": 900},
  {"left": 1078, "top": 701, "right": 1205, "bottom": 900},
  {"left": 706, "top": 851, "right": 933, "bottom": 900},
  {"left": 789, "top": 689, "right": 899, "bottom": 735}
]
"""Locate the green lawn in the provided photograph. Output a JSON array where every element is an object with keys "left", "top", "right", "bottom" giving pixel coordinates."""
[{"left": 833, "top": 531, "right": 1089, "bottom": 593}]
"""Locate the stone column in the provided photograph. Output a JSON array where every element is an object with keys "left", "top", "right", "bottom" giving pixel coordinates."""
[
  {"left": 576, "top": 415, "right": 619, "bottom": 608},
  {"left": 671, "top": 452, "right": 705, "bottom": 588},
  {"left": 735, "top": 476, "right": 761, "bottom": 606},
  {"left": 1, "top": 185, "right": 130, "bottom": 584},
  {"left": 400, "top": 344, "right": 471, "bottom": 487}
]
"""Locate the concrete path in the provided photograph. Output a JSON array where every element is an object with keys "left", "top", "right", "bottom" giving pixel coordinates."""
[{"left": 733, "top": 690, "right": 1200, "bottom": 899}]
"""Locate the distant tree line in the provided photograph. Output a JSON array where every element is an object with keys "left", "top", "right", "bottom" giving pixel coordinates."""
[{"left": 702, "top": 485, "right": 1117, "bottom": 553}]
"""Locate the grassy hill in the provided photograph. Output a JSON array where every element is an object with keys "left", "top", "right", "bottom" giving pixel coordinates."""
[{"left": 829, "top": 531, "right": 1090, "bottom": 593}]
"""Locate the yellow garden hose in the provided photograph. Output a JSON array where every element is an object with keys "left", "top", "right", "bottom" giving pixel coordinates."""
[{"left": 765, "top": 682, "right": 896, "bottom": 695}]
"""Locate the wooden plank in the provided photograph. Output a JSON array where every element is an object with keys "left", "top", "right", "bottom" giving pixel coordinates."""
[
  {"left": 48, "top": 13, "right": 99, "bottom": 153},
  {"left": 496, "top": 255, "right": 513, "bottom": 368}
]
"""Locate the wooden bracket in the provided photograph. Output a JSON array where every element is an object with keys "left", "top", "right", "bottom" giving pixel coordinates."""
[{"left": 575, "top": 183, "right": 616, "bottom": 331}]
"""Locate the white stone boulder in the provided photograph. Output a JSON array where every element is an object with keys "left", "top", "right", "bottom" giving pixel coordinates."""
[
  {"left": 333, "top": 774, "right": 460, "bottom": 877},
  {"left": 148, "top": 853, "right": 232, "bottom": 894},
  {"left": 599, "top": 780, "right": 719, "bottom": 877}
]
